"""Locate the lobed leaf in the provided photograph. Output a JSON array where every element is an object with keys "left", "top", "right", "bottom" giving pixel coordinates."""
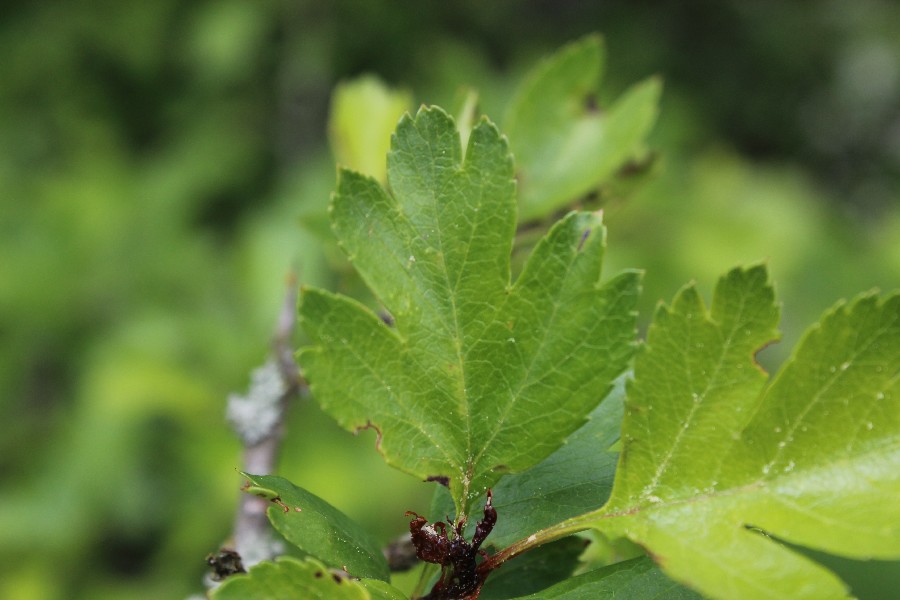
[
  {"left": 299, "top": 106, "right": 640, "bottom": 515},
  {"left": 504, "top": 34, "right": 661, "bottom": 222},
  {"left": 240, "top": 473, "right": 390, "bottom": 581},
  {"left": 578, "top": 266, "right": 900, "bottom": 599}
]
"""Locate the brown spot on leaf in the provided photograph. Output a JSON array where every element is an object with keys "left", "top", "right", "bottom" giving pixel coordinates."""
[{"left": 426, "top": 475, "right": 450, "bottom": 487}]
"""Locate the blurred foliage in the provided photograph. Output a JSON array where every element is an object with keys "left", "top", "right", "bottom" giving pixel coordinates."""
[{"left": 0, "top": 1, "right": 897, "bottom": 599}]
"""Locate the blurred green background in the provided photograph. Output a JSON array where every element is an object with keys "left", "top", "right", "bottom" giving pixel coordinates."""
[{"left": 1, "top": 1, "right": 898, "bottom": 598}]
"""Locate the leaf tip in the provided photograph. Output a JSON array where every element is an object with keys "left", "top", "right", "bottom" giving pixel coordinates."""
[{"left": 569, "top": 32, "right": 605, "bottom": 61}]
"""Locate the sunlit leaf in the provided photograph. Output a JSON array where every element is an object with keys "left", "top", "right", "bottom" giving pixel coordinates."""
[
  {"left": 329, "top": 76, "right": 412, "bottom": 182},
  {"left": 577, "top": 266, "right": 900, "bottom": 599}
]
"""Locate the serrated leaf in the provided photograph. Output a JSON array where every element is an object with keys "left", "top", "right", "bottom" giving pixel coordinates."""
[
  {"left": 577, "top": 266, "right": 900, "bottom": 599},
  {"left": 241, "top": 473, "right": 389, "bottom": 581},
  {"left": 329, "top": 76, "right": 412, "bottom": 182},
  {"left": 299, "top": 106, "right": 640, "bottom": 515},
  {"left": 504, "top": 34, "right": 661, "bottom": 222},
  {"left": 211, "top": 556, "right": 404, "bottom": 600},
  {"left": 512, "top": 556, "right": 703, "bottom": 599}
]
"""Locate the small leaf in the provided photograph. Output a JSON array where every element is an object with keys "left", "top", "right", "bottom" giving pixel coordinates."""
[
  {"left": 504, "top": 34, "right": 661, "bottom": 222},
  {"left": 329, "top": 76, "right": 412, "bottom": 182},
  {"left": 512, "top": 556, "right": 702, "bottom": 599},
  {"left": 241, "top": 473, "right": 390, "bottom": 581},
  {"left": 300, "top": 107, "right": 640, "bottom": 515},
  {"left": 211, "top": 556, "right": 400, "bottom": 600},
  {"left": 578, "top": 266, "right": 900, "bottom": 599}
]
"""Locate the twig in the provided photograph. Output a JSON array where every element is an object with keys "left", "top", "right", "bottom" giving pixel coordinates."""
[{"left": 226, "top": 272, "right": 304, "bottom": 569}]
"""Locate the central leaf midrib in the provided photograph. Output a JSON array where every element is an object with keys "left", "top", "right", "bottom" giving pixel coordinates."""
[{"left": 410, "top": 121, "right": 473, "bottom": 495}]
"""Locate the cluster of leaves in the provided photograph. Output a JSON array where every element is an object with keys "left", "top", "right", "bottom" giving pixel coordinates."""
[{"left": 213, "top": 37, "right": 900, "bottom": 599}]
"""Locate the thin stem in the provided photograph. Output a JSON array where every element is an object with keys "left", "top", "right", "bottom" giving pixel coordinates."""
[
  {"left": 479, "top": 514, "right": 596, "bottom": 573},
  {"left": 229, "top": 272, "right": 305, "bottom": 567}
]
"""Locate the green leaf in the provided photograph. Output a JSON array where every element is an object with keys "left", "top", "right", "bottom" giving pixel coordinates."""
[
  {"left": 211, "top": 556, "right": 403, "bottom": 600},
  {"left": 359, "top": 579, "right": 409, "bottom": 600},
  {"left": 578, "top": 266, "right": 900, "bottom": 599},
  {"left": 479, "top": 537, "right": 585, "bottom": 600},
  {"left": 504, "top": 34, "right": 661, "bottom": 222},
  {"left": 299, "top": 106, "right": 640, "bottom": 515},
  {"left": 479, "top": 377, "right": 624, "bottom": 548},
  {"left": 329, "top": 76, "right": 412, "bottom": 182},
  {"left": 452, "top": 86, "right": 480, "bottom": 160},
  {"left": 512, "top": 556, "right": 702, "bottom": 599},
  {"left": 241, "top": 473, "right": 390, "bottom": 581}
]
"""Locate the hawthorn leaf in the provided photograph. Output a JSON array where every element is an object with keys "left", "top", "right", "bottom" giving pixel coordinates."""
[
  {"left": 240, "top": 473, "right": 390, "bottom": 581},
  {"left": 512, "top": 556, "right": 702, "bottom": 599},
  {"left": 211, "top": 556, "right": 405, "bottom": 600},
  {"left": 299, "top": 106, "right": 640, "bottom": 515},
  {"left": 504, "top": 34, "right": 661, "bottom": 222},
  {"left": 577, "top": 266, "right": 900, "bottom": 599}
]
